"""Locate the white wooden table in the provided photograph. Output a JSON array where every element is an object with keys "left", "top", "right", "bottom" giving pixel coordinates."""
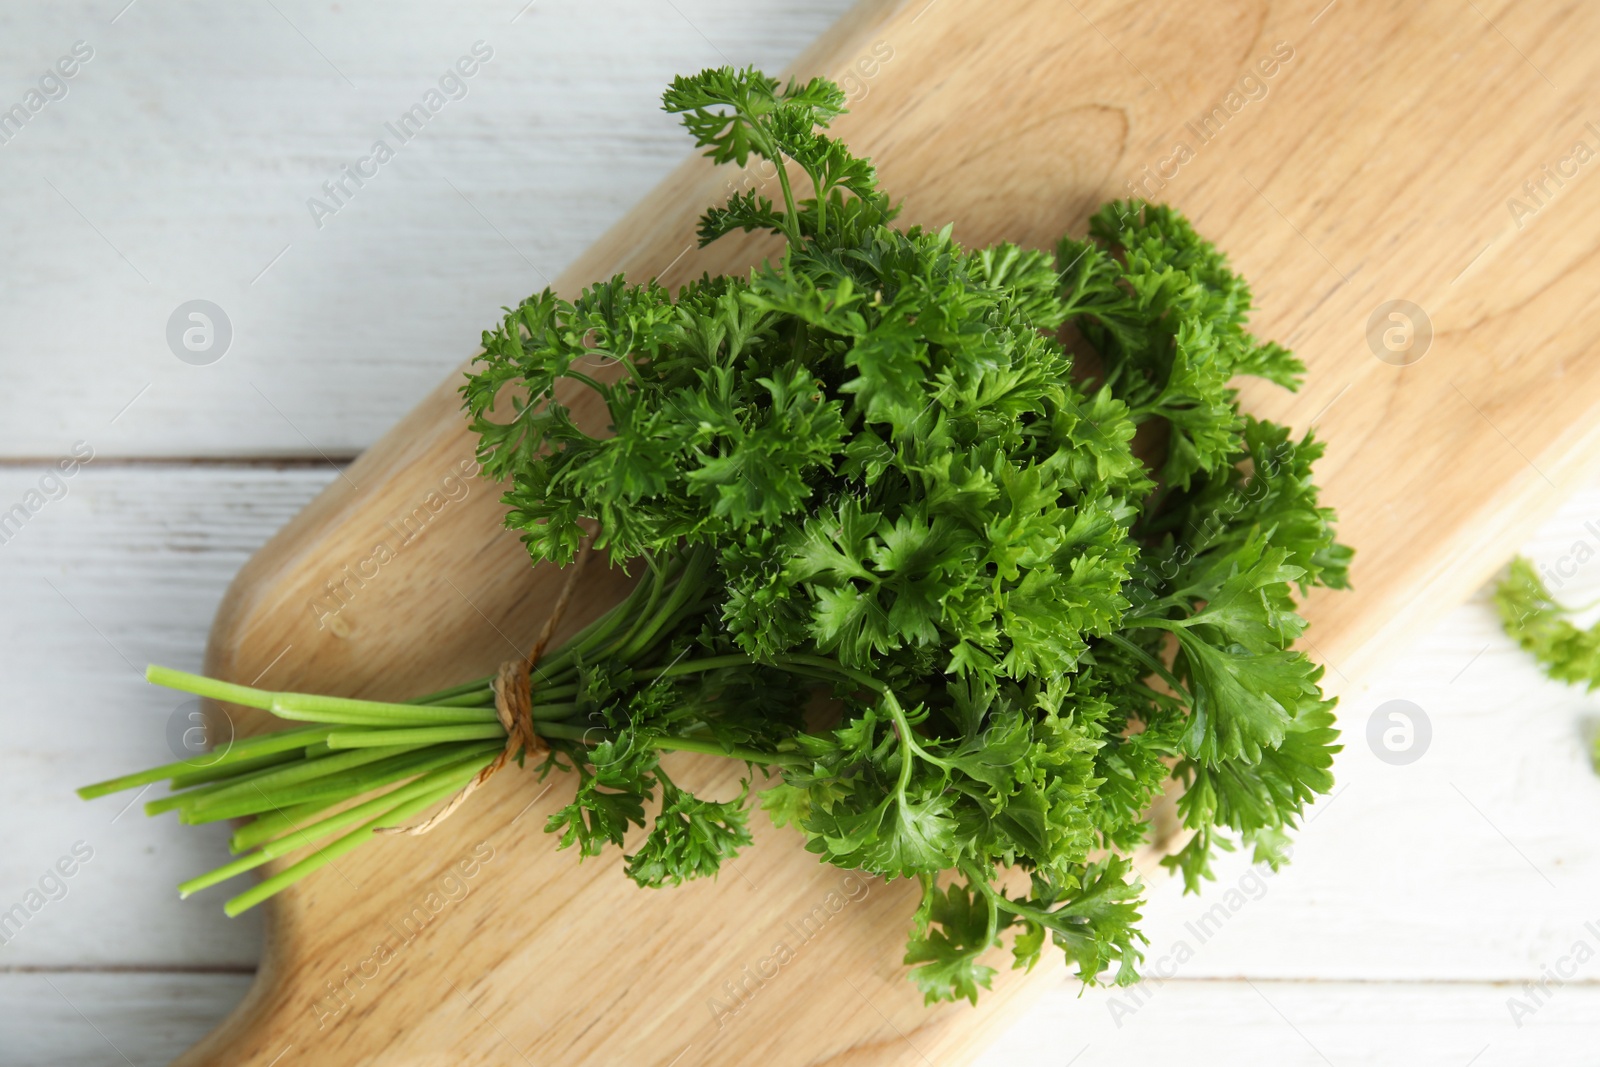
[{"left": 4, "top": 2, "right": 1599, "bottom": 1063}]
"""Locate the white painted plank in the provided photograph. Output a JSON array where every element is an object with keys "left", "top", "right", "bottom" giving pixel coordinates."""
[
  {"left": 4, "top": 973, "right": 1595, "bottom": 1067},
  {"left": 0, "top": 465, "right": 332, "bottom": 967},
  {"left": 0, "top": 0, "right": 857, "bottom": 458},
  {"left": 974, "top": 978, "right": 1600, "bottom": 1067},
  {"left": 0, "top": 972, "right": 254, "bottom": 1067}
]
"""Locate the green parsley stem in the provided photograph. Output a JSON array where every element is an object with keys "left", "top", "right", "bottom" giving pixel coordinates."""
[
  {"left": 181, "top": 745, "right": 421, "bottom": 819},
  {"left": 181, "top": 757, "right": 493, "bottom": 900},
  {"left": 776, "top": 653, "right": 954, "bottom": 773},
  {"left": 326, "top": 724, "right": 507, "bottom": 748},
  {"left": 763, "top": 145, "right": 803, "bottom": 241},
  {"left": 223, "top": 775, "right": 469, "bottom": 917},
  {"left": 1100, "top": 632, "right": 1190, "bottom": 703},
  {"left": 225, "top": 741, "right": 503, "bottom": 853},
  {"left": 648, "top": 735, "right": 800, "bottom": 765},
  {"left": 407, "top": 675, "right": 495, "bottom": 704},
  {"left": 76, "top": 725, "right": 337, "bottom": 800},
  {"left": 533, "top": 719, "right": 797, "bottom": 766},
  {"left": 632, "top": 654, "right": 753, "bottom": 680}
]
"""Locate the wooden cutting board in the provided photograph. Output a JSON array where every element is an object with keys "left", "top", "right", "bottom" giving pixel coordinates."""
[{"left": 177, "top": 0, "right": 1600, "bottom": 1062}]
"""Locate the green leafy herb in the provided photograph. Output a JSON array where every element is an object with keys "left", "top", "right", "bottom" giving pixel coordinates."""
[
  {"left": 1497, "top": 556, "right": 1600, "bottom": 769},
  {"left": 81, "top": 66, "right": 1349, "bottom": 1006},
  {"left": 1497, "top": 556, "right": 1600, "bottom": 690}
]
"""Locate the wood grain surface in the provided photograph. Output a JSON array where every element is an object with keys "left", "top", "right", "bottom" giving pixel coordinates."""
[{"left": 169, "top": 0, "right": 1600, "bottom": 1063}]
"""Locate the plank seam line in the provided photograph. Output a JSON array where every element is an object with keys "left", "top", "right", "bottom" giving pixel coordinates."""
[
  {"left": 5, "top": 968, "right": 1600, "bottom": 988},
  {"left": 0, "top": 964, "right": 258, "bottom": 975},
  {"left": 0, "top": 456, "right": 357, "bottom": 469}
]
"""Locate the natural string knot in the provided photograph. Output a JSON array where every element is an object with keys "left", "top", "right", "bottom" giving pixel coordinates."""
[{"left": 377, "top": 533, "right": 593, "bottom": 836}]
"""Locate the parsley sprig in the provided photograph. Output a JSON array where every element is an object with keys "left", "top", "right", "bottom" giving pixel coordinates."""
[
  {"left": 1497, "top": 557, "right": 1600, "bottom": 769},
  {"left": 82, "top": 66, "right": 1349, "bottom": 1006},
  {"left": 1497, "top": 557, "right": 1600, "bottom": 692}
]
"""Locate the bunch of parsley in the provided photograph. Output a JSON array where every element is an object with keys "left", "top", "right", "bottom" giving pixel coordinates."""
[{"left": 83, "top": 66, "right": 1349, "bottom": 1006}]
